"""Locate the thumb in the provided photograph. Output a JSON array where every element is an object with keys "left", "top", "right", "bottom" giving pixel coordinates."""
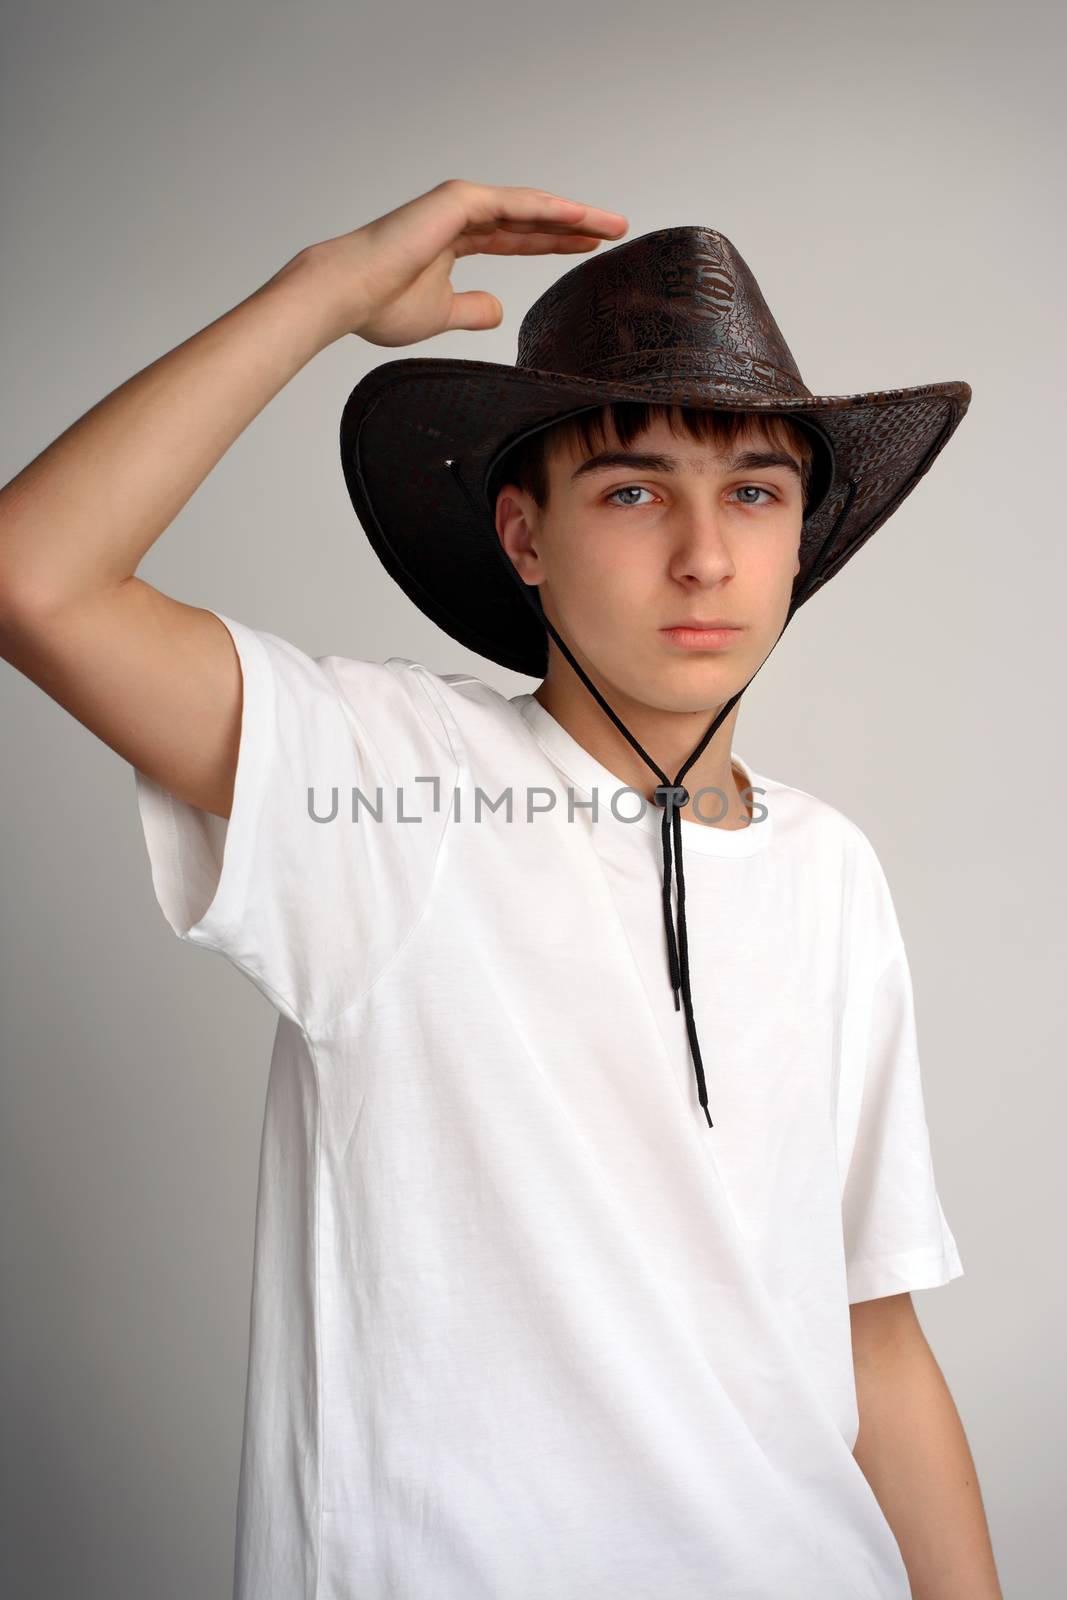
[{"left": 445, "top": 290, "right": 504, "bottom": 332}]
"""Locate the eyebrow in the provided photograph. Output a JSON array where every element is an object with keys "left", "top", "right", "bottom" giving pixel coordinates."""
[{"left": 570, "top": 448, "right": 802, "bottom": 482}]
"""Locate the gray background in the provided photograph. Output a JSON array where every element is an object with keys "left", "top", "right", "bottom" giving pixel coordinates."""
[{"left": 2, "top": 0, "right": 1062, "bottom": 1594}]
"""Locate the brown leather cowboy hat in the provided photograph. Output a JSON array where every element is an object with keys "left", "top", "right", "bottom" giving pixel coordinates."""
[{"left": 338, "top": 223, "right": 971, "bottom": 680}]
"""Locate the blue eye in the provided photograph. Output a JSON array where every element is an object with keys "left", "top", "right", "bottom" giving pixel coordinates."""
[
  {"left": 732, "top": 486, "right": 775, "bottom": 506},
  {"left": 605, "top": 485, "right": 654, "bottom": 507}
]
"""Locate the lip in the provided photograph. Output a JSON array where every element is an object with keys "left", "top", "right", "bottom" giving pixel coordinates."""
[
  {"left": 661, "top": 621, "right": 745, "bottom": 650},
  {"left": 665, "top": 618, "right": 741, "bottom": 629}
]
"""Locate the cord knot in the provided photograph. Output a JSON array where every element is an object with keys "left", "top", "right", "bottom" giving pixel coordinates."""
[{"left": 652, "top": 783, "right": 689, "bottom": 809}]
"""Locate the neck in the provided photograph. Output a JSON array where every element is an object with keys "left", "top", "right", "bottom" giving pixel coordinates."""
[{"left": 533, "top": 667, "right": 752, "bottom": 830}]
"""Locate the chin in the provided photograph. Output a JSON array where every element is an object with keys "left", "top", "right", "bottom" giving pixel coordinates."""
[
  {"left": 586, "top": 639, "right": 746, "bottom": 712},
  {"left": 628, "top": 669, "right": 744, "bottom": 718}
]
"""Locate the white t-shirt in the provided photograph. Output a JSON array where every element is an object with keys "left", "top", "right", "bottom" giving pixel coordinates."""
[{"left": 133, "top": 610, "right": 964, "bottom": 1600}]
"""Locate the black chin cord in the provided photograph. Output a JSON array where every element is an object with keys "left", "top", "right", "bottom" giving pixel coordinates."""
[{"left": 444, "top": 456, "right": 787, "bottom": 1130}]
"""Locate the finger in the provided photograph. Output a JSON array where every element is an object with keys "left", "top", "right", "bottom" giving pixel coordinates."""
[
  {"left": 443, "top": 289, "right": 504, "bottom": 333},
  {"left": 452, "top": 224, "right": 603, "bottom": 259},
  {"left": 466, "top": 219, "right": 620, "bottom": 237},
  {"left": 457, "top": 182, "right": 628, "bottom": 239},
  {"left": 453, "top": 231, "right": 607, "bottom": 260},
  {"left": 502, "top": 233, "right": 607, "bottom": 255}
]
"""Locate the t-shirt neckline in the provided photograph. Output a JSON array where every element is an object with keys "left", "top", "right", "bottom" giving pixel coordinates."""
[{"left": 513, "top": 694, "right": 774, "bottom": 858}]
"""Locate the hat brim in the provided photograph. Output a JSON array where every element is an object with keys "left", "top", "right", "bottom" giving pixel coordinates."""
[{"left": 339, "top": 356, "right": 971, "bottom": 678}]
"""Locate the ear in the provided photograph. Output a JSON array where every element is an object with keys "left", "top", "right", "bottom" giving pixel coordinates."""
[{"left": 495, "top": 485, "right": 543, "bottom": 584}]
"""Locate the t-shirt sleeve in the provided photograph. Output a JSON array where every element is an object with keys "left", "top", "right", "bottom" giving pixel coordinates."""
[
  {"left": 132, "top": 609, "right": 460, "bottom": 1033},
  {"left": 837, "top": 838, "right": 965, "bottom": 1303}
]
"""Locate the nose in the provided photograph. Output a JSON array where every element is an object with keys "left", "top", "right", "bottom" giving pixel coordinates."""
[{"left": 666, "top": 501, "right": 736, "bottom": 586}]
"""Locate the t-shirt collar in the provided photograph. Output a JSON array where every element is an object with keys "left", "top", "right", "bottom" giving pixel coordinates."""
[{"left": 513, "top": 694, "right": 774, "bottom": 859}]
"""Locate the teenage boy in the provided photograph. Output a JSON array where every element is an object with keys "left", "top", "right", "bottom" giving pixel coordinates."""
[{"left": 0, "top": 178, "right": 1002, "bottom": 1598}]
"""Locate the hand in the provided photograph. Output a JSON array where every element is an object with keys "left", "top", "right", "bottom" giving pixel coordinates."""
[{"left": 302, "top": 178, "right": 629, "bottom": 348}]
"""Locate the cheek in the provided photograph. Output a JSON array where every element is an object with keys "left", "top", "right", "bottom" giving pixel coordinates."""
[
  {"left": 556, "top": 527, "right": 639, "bottom": 605},
  {"left": 551, "top": 542, "right": 648, "bottom": 652},
  {"left": 591, "top": 552, "right": 653, "bottom": 627},
  {"left": 740, "top": 526, "right": 802, "bottom": 584}
]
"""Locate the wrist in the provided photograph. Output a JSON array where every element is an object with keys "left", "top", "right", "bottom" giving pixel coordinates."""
[
  {"left": 259, "top": 242, "right": 365, "bottom": 360},
  {"left": 285, "top": 238, "right": 374, "bottom": 349}
]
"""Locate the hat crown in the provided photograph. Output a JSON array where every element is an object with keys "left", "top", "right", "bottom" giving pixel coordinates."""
[{"left": 516, "top": 225, "right": 811, "bottom": 402}]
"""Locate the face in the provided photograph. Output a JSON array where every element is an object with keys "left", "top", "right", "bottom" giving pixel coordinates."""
[{"left": 495, "top": 412, "right": 804, "bottom": 718}]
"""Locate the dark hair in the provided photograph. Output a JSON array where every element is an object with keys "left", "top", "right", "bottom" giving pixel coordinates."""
[{"left": 494, "top": 400, "right": 815, "bottom": 513}]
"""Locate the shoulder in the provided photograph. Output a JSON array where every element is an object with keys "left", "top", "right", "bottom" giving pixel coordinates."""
[
  {"left": 206, "top": 617, "right": 474, "bottom": 784},
  {"left": 744, "top": 758, "right": 904, "bottom": 943},
  {"left": 747, "top": 759, "right": 885, "bottom": 876},
  {"left": 376, "top": 655, "right": 526, "bottom": 758}
]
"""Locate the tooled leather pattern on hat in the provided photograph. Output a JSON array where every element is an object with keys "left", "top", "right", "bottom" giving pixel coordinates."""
[{"left": 516, "top": 227, "right": 811, "bottom": 401}]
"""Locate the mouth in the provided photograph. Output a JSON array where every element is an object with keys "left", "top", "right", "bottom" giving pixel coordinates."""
[{"left": 660, "top": 623, "right": 745, "bottom": 650}]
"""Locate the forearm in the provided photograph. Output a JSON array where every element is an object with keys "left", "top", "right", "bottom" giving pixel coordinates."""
[
  {"left": 0, "top": 244, "right": 342, "bottom": 614},
  {"left": 852, "top": 1334, "right": 1002, "bottom": 1599}
]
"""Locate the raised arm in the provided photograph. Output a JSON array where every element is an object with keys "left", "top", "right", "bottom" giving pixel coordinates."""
[
  {"left": 0, "top": 179, "right": 628, "bottom": 817},
  {"left": 0, "top": 247, "right": 344, "bottom": 817}
]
